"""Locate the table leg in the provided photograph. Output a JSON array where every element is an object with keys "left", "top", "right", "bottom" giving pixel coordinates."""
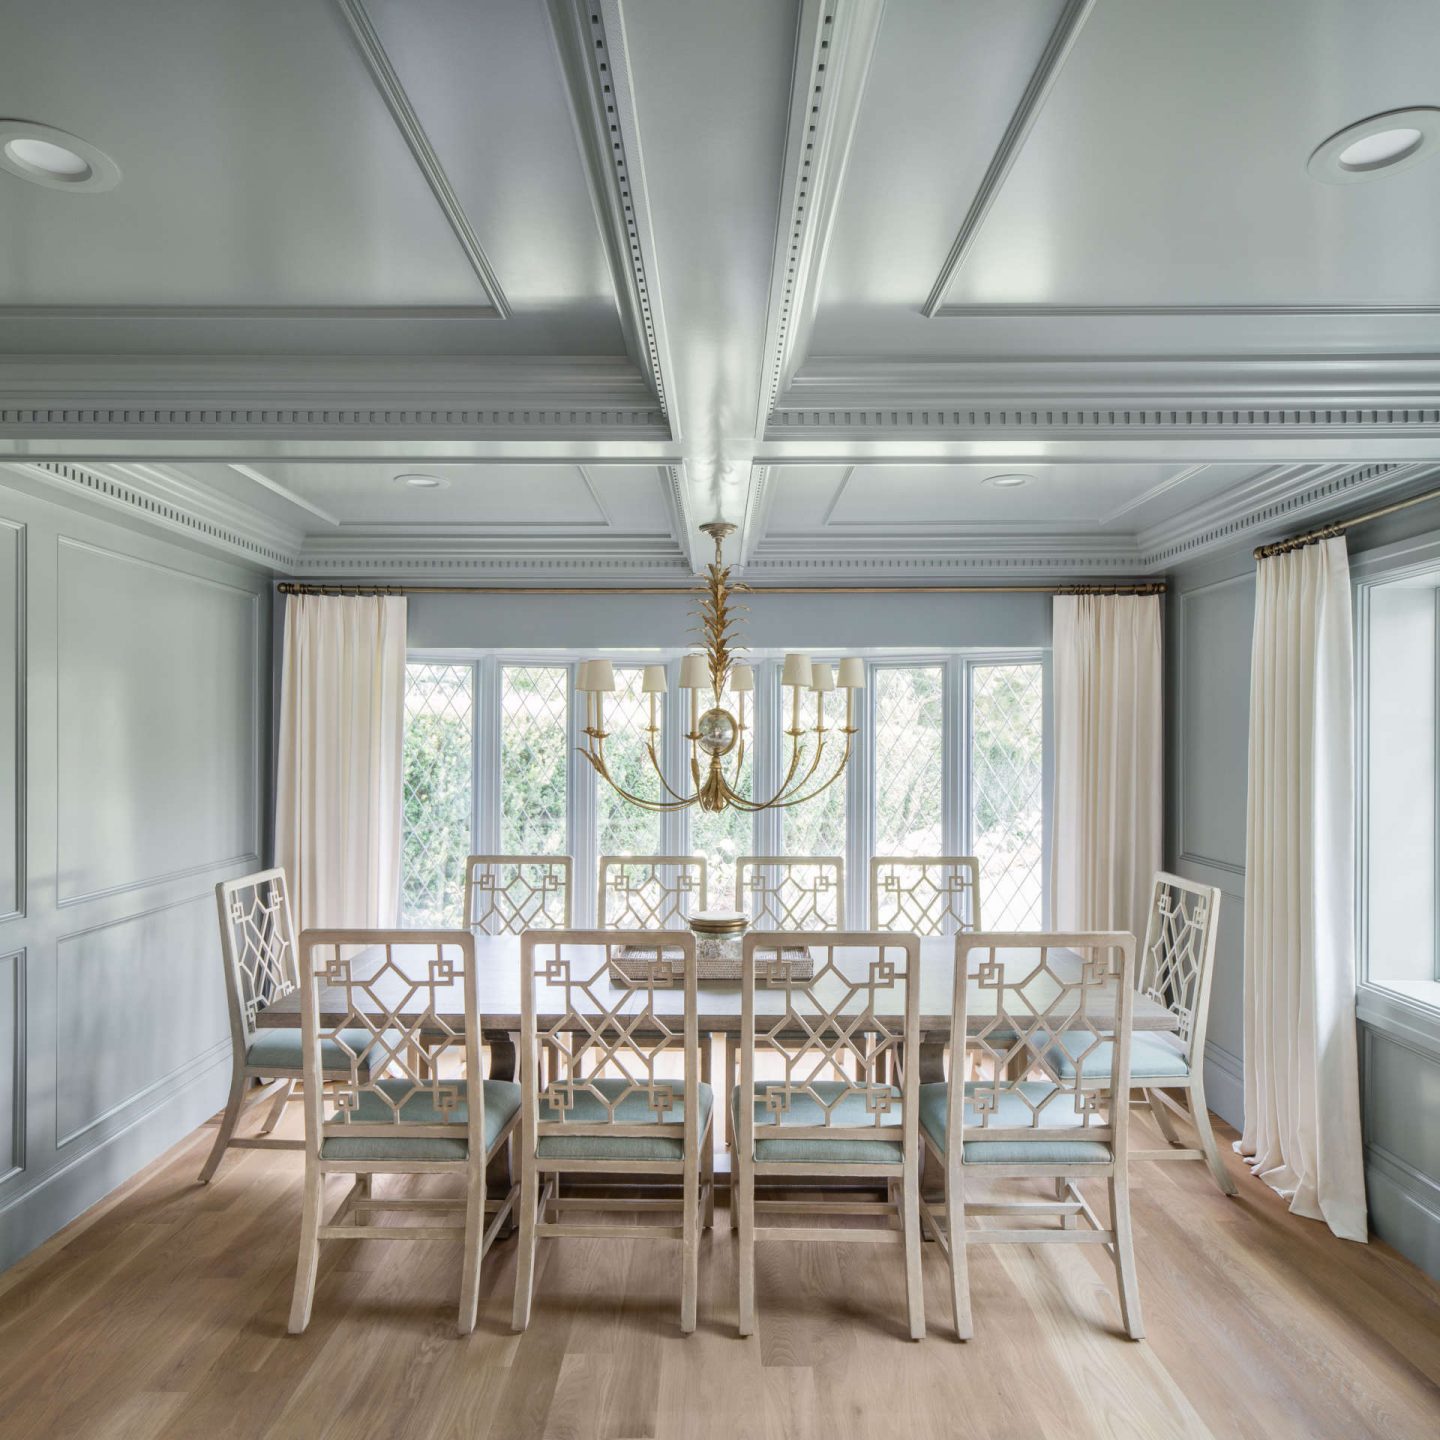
[
  {"left": 485, "top": 1030, "right": 519, "bottom": 1236},
  {"left": 918, "top": 1036, "right": 946, "bottom": 1212}
]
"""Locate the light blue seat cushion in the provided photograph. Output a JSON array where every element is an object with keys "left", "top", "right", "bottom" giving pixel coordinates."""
[
  {"left": 245, "top": 1027, "right": 383, "bottom": 1074},
  {"left": 536, "top": 1077, "right": 713, "bottom": 1161},
  {"left": 320, "top": 1077, "right": 522, "bottom": 1163},
  {"left": 919, "top": 1081, "right": 1111, "bottom": 1164},
  {"left": 732, "top": 1080, "right": 904, "bottom": 1164},
  {"left": 1045, "top": 1032, "right": 1190, "bottom": 1083}
]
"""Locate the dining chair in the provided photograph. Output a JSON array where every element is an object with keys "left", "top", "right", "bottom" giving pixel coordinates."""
[
  {"left": 512, "top": 929, "right": 712, "bottom": 1334},
  {"left": 734, "top": 931, "right": 924, "bottom": 1341},
  {"left": 598, "top": 854, "right": 708, "bottom": 928},
  {"left": 919, "top": 930, "right": 1142, "bottom": 1341},
  {"left": 1113, "top": 872, "right": 1235, "bottom": 1195},
  {"left": 735, "top": 855, "right": 845, "bottom": 929},
  {"left": 288, "top": 928, "right": 521, "bottom": 1336},
  {"left": 463, "top": 854, "right": 573, "bottom": 933},
  {"left": 201, "top": 867, "right": 364, "bottom": 1183},
  {"left": 870, "top": 855, "right": 981, "bottom": 935}
]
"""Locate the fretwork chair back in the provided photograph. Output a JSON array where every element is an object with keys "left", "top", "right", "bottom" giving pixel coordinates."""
[
  {"left": 870, "top": 856, "right": 981, "bottom": 936},
  {"left": 463, "top": 854, "right": 573, "bottom": 934},
  {"left": 1122, "top": 872, "right": 1235, "bottom": 1195},
  {"left": 512, "top": 929, "right": 713, "bottom": 1334},
  {"left": 598, "top": 854, "right": 708, "bottom": 929},
  {"left": 735, "top": 855, "right": 845, "bottom": 930},
  {"left": 735, "top": 931, "right": 925, "bottom": 1340},
  {"left": 919, "top": 930, "right": 1142, "bottom": 1341},
  {"left": 201, "top": 867, "right": 321, "bottom": 1181},
  {"left": 287, "top": 929, "right": 521, "bottom": 1336}
]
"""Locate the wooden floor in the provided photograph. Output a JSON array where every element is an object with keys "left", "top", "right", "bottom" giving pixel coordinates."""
[{"left": 1, "top": 1104, "right": 1437, "bottom": 1440}]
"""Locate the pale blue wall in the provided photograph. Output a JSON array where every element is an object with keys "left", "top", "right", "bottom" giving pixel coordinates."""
[{"left": 0, "top": 474, "right": 270, "bottom": 1270}]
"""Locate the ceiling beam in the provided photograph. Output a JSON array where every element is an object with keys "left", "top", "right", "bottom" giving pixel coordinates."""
[{"left": 546, "top": 0, "right": 677, "bottom": 432}]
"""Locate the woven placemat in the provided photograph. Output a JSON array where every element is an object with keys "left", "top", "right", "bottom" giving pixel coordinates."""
[{"left": 611, "top": 945, "right": 813, "bottom": 984}]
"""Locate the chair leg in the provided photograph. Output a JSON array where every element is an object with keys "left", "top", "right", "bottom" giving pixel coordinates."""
[
  {"left": 1109, "top": 1173, "right": 1145, "bottom": 1341},
  {"left": 724, "top": 1036, "right": 738, "bottom": 1233},
  {"left": 511, "top": 1155, "right": 539, "bottom": 1333},
  {"left": 288, "top": 1164, "right": 325, "bottom": 1335},
  {"left": 945, "top": 1156, "right": 972, "bottom": 1341},
  {"left": 458, "top": 1155, "right": 486, "bottom": 1336},
  {"left": 901, "top": 1162, "right": 925, "bottom": 1341},
  {"left": 1187, "top": 1079, "right": 1239, "bottom": 1197},
  {"left": 681, "top": 1153, "right": 700, "bottom": 1335},
  {"left": 702, "top": 1119, "right": 715, "bottom": 1231},
  {"left": 1056, "top": 1176, "right": 1077, "bottom": 1229},
  {"left": 354, "top": 1172, "right": 372, "bottom": 1226},
  {"left": 1143, "top": 1087, "right": 1184, "bottom": 1147},
  {"left": 736, "top": 1153, "right": 756, "bottom": 1338},
  {"left": 198, "top": 1065, "right": 247, "bottom": 1184},
  {"left": 258, "top": 1077, "right": 294, "bottom": 1135}
]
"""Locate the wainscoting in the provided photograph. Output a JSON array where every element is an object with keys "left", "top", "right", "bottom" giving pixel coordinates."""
[{"left": 0, "top": 472, "right": 270, "bottom": 1270}]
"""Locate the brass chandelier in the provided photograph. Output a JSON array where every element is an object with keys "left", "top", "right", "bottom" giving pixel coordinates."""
[{"left": 577, "top": 522, "right": 863, "bottom": 813}]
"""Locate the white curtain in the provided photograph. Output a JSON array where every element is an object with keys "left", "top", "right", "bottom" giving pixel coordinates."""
[
  {"left": 1241, "top": 538, "right": 1367, "bottom": 1241},
  {"left": 275, "top": 594, "right": 407, "bottom": 935},
  {"left": 1051, "top": 594, "right": 1163, "bottom": 941}
]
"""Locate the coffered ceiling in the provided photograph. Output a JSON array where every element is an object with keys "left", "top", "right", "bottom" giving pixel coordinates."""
[{"left": 1, "top": 0, "right": 1438, "bottom": 580}]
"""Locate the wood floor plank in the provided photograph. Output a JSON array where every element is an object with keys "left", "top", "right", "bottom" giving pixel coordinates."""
[{"left": 0, "top": 1106, "right": 1437, "bottom": 1440}]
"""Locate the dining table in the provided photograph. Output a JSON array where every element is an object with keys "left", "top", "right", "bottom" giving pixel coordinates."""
[{"left": 256, "top": 934, "right": 1178, "bottom": 1087}]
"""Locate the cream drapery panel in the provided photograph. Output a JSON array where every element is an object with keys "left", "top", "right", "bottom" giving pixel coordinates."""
[
  {"left": 275, "top": 594, "right": 407, "bottom": 935},
  {"left": 1051, "top": 594, "right": 1163, "bottom": 941},
  {"left": 1241, "top": 538, "right": 1367, "bottom": 1242}
]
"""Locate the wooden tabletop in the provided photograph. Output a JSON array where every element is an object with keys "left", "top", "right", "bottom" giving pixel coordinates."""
[{"left": 257, "top": 935, "right": 1177, "bottom": 1039}]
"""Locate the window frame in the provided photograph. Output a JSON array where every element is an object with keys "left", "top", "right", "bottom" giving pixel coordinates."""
[
  {"left": 1353, "top": 537, "right": 1440, "bottom": 1040},
  {"left": 400, "top": 646, "right": 1051, "bottom": 933}
]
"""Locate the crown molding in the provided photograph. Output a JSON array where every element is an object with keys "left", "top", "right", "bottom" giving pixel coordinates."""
[
  {"left": 546, "top": 0, "right": 675, "bottom": 424},
  {"left": 921, "top": 0, "right": 1096, "bottom": 317},
  {"left": 1, "top": 460, "right": 301, "bottom": 569},
  {"left": 334, "top": 0, "right": 508, "bottom": 316},
  {"left": 0, "top": 305, "right": 498, "bottom": 321},
  {"left": 1138, "top": 460, "right": 1437, "bottom": 568},
  {"left": 737, "top": 462, "right": 775, "bottom": 568},
  {"left": 755, "top": 0, "right": 885, "bottom": 430},
  {"left": 931, "top": 303, "right": 1440, "bottom": 319},
  {"left": 0, "top": 355, "right": 670, "bottom": 439},
  {"left": 768, "top": 355, "right": 1440, "bottom": 439}
]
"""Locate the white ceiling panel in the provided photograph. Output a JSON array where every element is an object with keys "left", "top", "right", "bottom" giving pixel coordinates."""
[
  {"left": 178, "top": 461, "right": 677, "bottom": 531},
  {"left": 0, "top": 0, "right": 625, "bottom": 354},
  {"left": 764, "top": 462, "right": 1271, "bottom": 532}
]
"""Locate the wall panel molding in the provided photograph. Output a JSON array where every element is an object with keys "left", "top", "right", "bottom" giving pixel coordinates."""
[
  {"left": 54, "top": 892, "right": 231, "bottom": 1148},
  {"left": 0, "top": 949, "right": 23, "bottom": 1185},
  {"left": 55, "top": 539, "right": 263, "bottom": 907},
  {"left": 0, "top": 520, "right": 23, "bottom": 923}
]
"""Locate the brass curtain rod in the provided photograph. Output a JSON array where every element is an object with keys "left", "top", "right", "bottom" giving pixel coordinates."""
[
  {"left": 1255, "top": 482, "right": 1440, "bottom": 560},
  {"left": 276, "top": 580, "right": 1167, "bottom": 598}
]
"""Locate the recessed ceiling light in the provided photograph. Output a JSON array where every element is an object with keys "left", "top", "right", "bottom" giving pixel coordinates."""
[
  {"left": 0, "top": 121, "right": 121, "bottom": 192},
  {"left": 1307, "top": 107, "right": 1440, "bottom": 184},
  {"left": 983, "top": 473, "right": 1031, "bottom": 489},
  {"left": 394, "top": 472, "right": 447, "bottom": 489}
]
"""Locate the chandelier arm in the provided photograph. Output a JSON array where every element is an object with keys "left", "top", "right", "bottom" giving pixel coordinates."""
[
  {"left": 643, "top": 737, "right": 701, "bottom": 805},
  {"left": 578, "top": 746, "right": 695, "bottom": 812},
  {"left": 713, "top": 727, "right": 821, "bottom": 813},
  {"left": 769, "top": 735, "right": 856, "bottom": 809},
  {"left": 767, "top": 727, "right": 829, "bottom": 806}
]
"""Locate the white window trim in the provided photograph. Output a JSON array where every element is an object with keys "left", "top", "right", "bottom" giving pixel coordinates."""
[{"left": 1352, "top": 534, "right": 1440, "bottom": 1037}]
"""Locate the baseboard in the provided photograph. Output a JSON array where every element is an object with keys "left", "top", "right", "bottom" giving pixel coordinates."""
[
  {"left": 1201, "top": 1041, "right": 1244, "bottom": 1130},
  {"left": 0, "top": 1051, "right": 231, "bottom": 1273},
  {"left": 1365, "top": 1144, "right": 1440, "bottom": 1285}
]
